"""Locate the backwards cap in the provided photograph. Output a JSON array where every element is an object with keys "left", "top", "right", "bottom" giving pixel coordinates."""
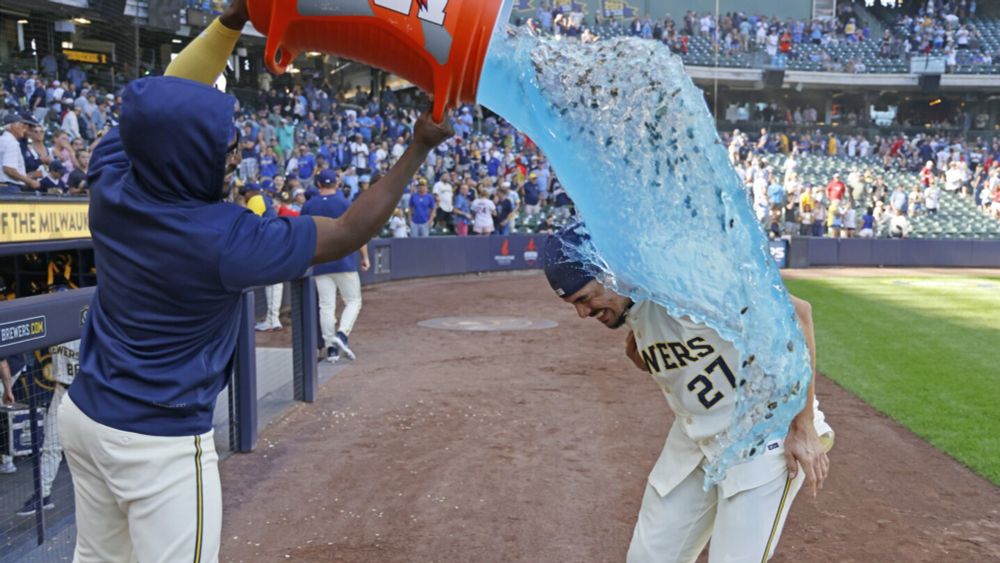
[{"left": 543, "top": 222, "right": 596, "bottom": 298}]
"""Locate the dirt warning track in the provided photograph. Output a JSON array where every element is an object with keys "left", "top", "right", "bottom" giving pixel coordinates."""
[{"left": 221, "top": 271, "right": 1000, "bottom": 562}]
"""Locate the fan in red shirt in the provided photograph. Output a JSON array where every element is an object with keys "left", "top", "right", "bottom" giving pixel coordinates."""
[
  {"left": 919, "top": 161, "right": 935, "bottom": 187},
  {"left": 825, "top": 173, "right": 846, "bottom": 203},
  {"left": 889, "top": 136, "right": 906, "bottom": 157},
  {"left": 277, "top": 186, "right": 306, "bottom": 217}
]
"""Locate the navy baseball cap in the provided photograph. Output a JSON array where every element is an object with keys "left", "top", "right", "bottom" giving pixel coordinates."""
[
  {"left": 3, "top": 112, "right": 39, "bottom": 126},
  {"left": 317, "top": 169, "right": 338, "bottom": 187},
  {"left": 261, "top": 179, "right": 276, "bottom": 193},
  {"left": 544, "top": 222, "right": 596, "bottom": 298},
  {"left": 244, "top": 182, "right": 261, "bottom": 193}
]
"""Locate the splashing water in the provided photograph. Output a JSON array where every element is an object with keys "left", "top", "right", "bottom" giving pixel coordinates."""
[{"left": 477, "top": 26, "right": 810, "bottom": 487}]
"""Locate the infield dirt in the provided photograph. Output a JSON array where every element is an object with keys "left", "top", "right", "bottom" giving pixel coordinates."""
[{"left": 224, "top": 271, "right": 1000, "bottom": 562}]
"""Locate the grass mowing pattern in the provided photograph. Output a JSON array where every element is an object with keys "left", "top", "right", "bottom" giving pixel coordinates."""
[{"left": 784, "top": 276, "right": 1000, "bottom": 486}]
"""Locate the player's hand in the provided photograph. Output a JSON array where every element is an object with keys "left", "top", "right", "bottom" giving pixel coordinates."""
[
  {"left": 220, "top": 0, "right": 250, "bottom": 31},
  {"left": 412, "top": 109, "right": 454, "bottom": 151},
  {"left": 784, "top": 420, "right": 829, "bottom": 498},
  {"left": 2, "top": 388, "right": 13, "bottom": 405},
  {"left": 625, "top": 331, "right": 646, "bottom": 372},
  {"left": 360, "top": 255, "right": 371, "bottom": 272}
]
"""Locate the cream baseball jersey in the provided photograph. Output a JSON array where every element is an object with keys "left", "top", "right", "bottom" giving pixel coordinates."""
[
  {"left": 49, "top": 340, "right": 81, "bottom": 386},
  {"left": 626, "top": 300, "right": 831, "bottom": 498}
]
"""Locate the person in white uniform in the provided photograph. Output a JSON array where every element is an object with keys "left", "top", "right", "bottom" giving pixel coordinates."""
[
  {"left": 17, "top": 335, "right": 80, "bottom": 516},
  {"left": 543, "top": 224, "right": 833, "bottom": 563}
]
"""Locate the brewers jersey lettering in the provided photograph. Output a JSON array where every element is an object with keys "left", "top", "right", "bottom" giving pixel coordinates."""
[{"left": 625, "top": 300, "right": 833, "bottom": 563}]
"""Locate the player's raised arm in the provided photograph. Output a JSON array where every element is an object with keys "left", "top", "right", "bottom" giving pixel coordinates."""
[
  {"left": 164, "top": 0, "right": 248, "bottom": 85},
  {"left": 784, "top": 295, "right": 830, "bottom": 497},
  {"left": 311, "top": 112, "right": 453, "bottom": 264}
]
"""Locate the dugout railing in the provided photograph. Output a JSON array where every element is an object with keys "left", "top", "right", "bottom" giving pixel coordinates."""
[{"left": 0, "top": 286, "right": 272, "bottom": 561}]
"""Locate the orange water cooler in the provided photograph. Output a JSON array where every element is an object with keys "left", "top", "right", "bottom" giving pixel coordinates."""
[{"left": 248, "top": 0, "right": 510, "bottom": 121}]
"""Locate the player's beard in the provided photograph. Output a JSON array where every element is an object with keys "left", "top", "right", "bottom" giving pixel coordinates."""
[
  {"left": 609, "top": 311, "right": 628, "bottom": 329},
  {"left": 594, "top": 308, "right": 629, "bottom": 329}
]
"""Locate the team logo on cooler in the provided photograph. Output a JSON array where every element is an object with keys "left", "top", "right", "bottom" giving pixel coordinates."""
[
  {"left": 373, "top": 0, "right": 448, "bottom": 25},
  {"left": 523, "top": 238, "right": 539, "bottom": 265},
  {"left": 494, "top": 239, "right": 515, "bottom": 266}
]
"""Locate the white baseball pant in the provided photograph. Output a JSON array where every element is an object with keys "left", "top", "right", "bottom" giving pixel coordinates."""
[
  {"left": 265, "top": 282, "right": 284, "bottom": 328},
  {"left": 40, "top": 384, "right": 68, "bottom": 497},
  {"left": 626, "top": 463, "right": 804, "bottom": 563},
  {"left": 315, "top": 272, "right": 362, "bottom": 349},
  {"left": 58, "top": 396, "right": 221, "bottom": 563}
]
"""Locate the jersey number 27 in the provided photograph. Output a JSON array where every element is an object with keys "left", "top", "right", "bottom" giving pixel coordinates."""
[{"left": 686, "top": 356, "right": 737, "bottom": 409}]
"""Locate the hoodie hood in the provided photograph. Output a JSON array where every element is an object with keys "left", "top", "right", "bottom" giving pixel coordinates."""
[{"left": 119, "top": 76, "right": 236, "bottom": 203}]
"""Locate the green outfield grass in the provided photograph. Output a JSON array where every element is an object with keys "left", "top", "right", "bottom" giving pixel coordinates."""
[{"left": 784, "top": 276, "right": 1000, "bottom": 486}]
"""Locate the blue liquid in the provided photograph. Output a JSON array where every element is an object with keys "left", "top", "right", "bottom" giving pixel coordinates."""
[{"left": 477, "top": 22, "right": 809, "bottom": 487}]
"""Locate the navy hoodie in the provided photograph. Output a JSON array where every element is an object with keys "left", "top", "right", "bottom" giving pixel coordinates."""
[{"left": 69, "top": 77, "right": 316, "bottom": 436}]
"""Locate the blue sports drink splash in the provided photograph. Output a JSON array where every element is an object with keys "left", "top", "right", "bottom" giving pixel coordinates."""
[{"left": 476, "top": 13, "right": 810, "bottom": 487}]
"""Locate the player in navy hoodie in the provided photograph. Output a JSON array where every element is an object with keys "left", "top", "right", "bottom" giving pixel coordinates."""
[{"left": 57, "top": 2, "right": 453, "bottom": 560}]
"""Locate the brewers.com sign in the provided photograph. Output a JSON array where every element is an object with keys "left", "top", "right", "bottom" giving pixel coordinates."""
[
  {"left": 0, "top": 202, "right": 90, "bottom": 243},
  {"left": 0, "top": 316, "right": 47, "bottom": 349}
]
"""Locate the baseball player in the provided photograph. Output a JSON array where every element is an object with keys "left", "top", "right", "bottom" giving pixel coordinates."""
[
  {"left": 301, "top": 169, "right": 371, "bottom": 363},
  {"left": 543, "top": 224, "right": 833, "bottom": 563},
  {"left": 247, "top": 179, "right": 286, "bottom": 332},
  {"left": 17, "top": 330, "right": 79, "bottom": 516},
  {"left": 56, "top": 2, "right": 453, "bottom": 561}
]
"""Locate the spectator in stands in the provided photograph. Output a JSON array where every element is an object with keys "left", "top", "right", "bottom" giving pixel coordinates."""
[
  {"left": 51, "top": 131, "right": 80, "bottom": 180},
  {"left": 945, "top": 161, "right": 965, "bottom": 193},
  {"left": 389, "top": 208, "right": 408, "bottom": 238},
  {"left": 453, "top": 183, "right": 472, "bottom": 237},
  {"left": 551, "top": 179, "right": 573, "bottom": 220},
  {"left": 302, "top": 169, "right": 369, "bottom": 363},
  {"left": 433, "top": 172, "right": 455, "bottom": 233},
  {"left": 0, "top": 113, "right": 40, "bottom": 191},
  {"left": 889, "top": 208, "right": 911, "bottom": 238},
  {"left": 523, "top": 172, "right": 543, "bottom": 216},
  {"left": 350, "top": 133, "right": 370, "bottom": 174},
  {"left": 842, "top": 202, "right": 858, "bottom": 238},
  {"left": 811, "top": 190, "right": 827, "bottom": 236},
  {"left": 987, "top": 181, "right": 1000, "bottom": 219},
  {"left": 908, "top": 185, "right": 924, "bottom": 217},
  {"left": 409, "top": 178, "right": 436, "bottom": 237},
  {"left": 22, "top": 123, "right": 51, "bottom": 181},
  {"left": 890, "top": 185, "right": 908, "bottom": 214},
  {"left": 767, "top": 177, "right": 786, "bottom": 215},
  {"left": 826, "top": 200, "right": 842, "bottom": 239},
  {"left": 62, "top": 104, "right": 82, "bottom": 141},
  {"left": 858, "top": 206, "right": 876, "bottom": 238},
  {"left": 924, "top": 182, "right": 941, "bottom": 215},
  {"left": 472, "top": 185, "right": 497, "bottom": 235},
  {"left": 40, "top": 161, "right": 67, "bottom": 194},
  {"left": 494, "top": 184, "right": 517, "bottom": 236}
]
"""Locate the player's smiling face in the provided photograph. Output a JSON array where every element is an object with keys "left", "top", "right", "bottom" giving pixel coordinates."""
[{"left": 564, "top": 280, "right": 630, "bottom": 330}]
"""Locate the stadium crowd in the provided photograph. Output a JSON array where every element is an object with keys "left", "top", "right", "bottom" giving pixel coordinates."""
[
  {"left": 1, "top": 30, "right": 998, "bottom": 241},
  {"left": 727, "top": 127, "right": 1000, "bottom": 239},
  {"left": 523, "top": 0, "right": 999, "bottom": 72}
]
